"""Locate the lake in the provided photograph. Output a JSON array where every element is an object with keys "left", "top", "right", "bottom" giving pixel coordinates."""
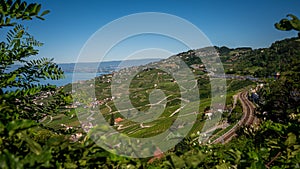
[
  {"left": 2, "top": 58, "right": 162, "bottom": 92},
  {"left": 45, "top": 72, "right": 107, "bottom": 87},
  {"left": 2, "top": 72, "right": 107, "bottom": 92}
]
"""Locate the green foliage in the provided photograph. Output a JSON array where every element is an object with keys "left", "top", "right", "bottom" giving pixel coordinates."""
[
  {"left": 230, "top": 37, "right": 300, "bottom": 77},
  {"left": 215, "top": 46, "right": 231, "bottom": 56},
  {"left": 0, "top": 0, "right": 50, "bottom": 27},
  {"left": 219, "top": 35, "right": 299, "bottom": 78},
  {"left": 257, "top": 71, "right": 299, "bottom": 124},
  {"left": 0, "top": 0, "right": 72, "bottom": 168},
  {"left": 227, "top": 100, "right": 243, "bottom": 124},
  {"left": 227, "top": 79, "right": 255, "bottom": 92},
  {"left": 275, "top": 14, "right": 300, "bottom": 37},
  {"left": 0, "top": 1, "right": 66, "bottom": 122}
]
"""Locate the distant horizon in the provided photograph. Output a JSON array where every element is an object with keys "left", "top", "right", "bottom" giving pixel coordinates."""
[
  {"left": 56, "top": 57, "right": 164, "bottom": 64},
  {"left": 22, "top": 0, "right": 300, "bottom": 63},
  {"left": 54, "top": 36, "right": 297, "bottom": 64}
]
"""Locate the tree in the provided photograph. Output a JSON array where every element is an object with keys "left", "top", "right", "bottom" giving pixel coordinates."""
[
  {"left": 0, "top": 0, "right": 67, "bottom": 120},
  {"left": 0, "top": 0, "right": 70, "bottom": 167},
  {"left": 0, "top": 0, "right": 50, "bottom": 27},
  {"left": 275, "top": 14, "right": 300, "bottom": 38}
]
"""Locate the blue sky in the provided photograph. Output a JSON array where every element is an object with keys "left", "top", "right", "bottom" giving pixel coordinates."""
[{"left": 17, "top": 0, "right": 300, "bottom": 63}]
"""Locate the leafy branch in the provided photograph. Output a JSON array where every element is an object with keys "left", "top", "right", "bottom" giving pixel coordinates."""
[
  {"left": 0, "top": 0, "right": 50, "bottom": 27},
  {"left": 275, "top": 14, "right": 300, "bottom": 37}
]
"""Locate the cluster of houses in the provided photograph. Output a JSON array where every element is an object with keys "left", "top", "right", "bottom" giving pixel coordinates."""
[
  {"left": 65, "top": 96, "right": 114, "bottom": 109},
  {"left": 32, "top": 90, "right": 56, "bottom": 106}
]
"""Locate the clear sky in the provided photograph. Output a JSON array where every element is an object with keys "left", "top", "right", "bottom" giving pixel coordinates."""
[{"left": 18, "top": 0, "right": 300, "bottom": 63}]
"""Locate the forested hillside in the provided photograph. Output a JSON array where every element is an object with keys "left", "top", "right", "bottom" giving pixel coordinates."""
[{"left": 217, "top": 37, "right": 300, "bottom": 77}]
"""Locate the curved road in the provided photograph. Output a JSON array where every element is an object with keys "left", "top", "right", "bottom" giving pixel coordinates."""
[{"left": 211, "top": 91, "right": 257, "bottom": 144}]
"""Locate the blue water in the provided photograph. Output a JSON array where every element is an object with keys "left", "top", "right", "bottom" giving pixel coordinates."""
[
  {"left": 2, "top": 58, "right": 162, "bottom": 92},
  {"left": 2, "top": 72, "right": 107, "bottom": 92},
  {"left": 44, "top": 72, "right": 106, "bottom": 87}
]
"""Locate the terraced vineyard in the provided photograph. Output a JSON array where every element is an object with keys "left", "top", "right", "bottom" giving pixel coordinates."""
[{"left": 45, "top": 52, "right": 256, "bottom": 141}]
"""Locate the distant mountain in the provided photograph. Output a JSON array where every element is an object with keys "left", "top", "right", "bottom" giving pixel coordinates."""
[{"left": 58, "top": 58, "right": 162, "bottom": 73}]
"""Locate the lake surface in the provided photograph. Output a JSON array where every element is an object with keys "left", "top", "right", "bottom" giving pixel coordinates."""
[
  {"left": 44, "top": 72, "right": 106, "bottom": 87},
  {"left": 2, "top": 58, "right": 162, "bottom": 92},
  {"left": 2, "top": 72, "right": 107, "bottom": 92}
]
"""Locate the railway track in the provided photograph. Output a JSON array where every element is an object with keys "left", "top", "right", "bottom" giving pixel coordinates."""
[{"left": 211, "top": 91, "right": 257, "bottom": 144}]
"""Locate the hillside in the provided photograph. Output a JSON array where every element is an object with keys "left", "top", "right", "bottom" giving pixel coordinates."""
[
  {"left": 58, "top": 37, "right": 299, "bottom": 167},
  {"left": 58, "top": 37, "right": 300, "bottom": 139},
  {"left": 3, "top": 34, "right": 300, "bottom": 168},
  {"left": 47, "top": 41, "right": 262, "bottom": 156},
  {"left": 146, "top": 37, "right": 300, "bottom": 79},
  {"left": 217, "top": 37, "right": 300, "bottom": 77}
]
